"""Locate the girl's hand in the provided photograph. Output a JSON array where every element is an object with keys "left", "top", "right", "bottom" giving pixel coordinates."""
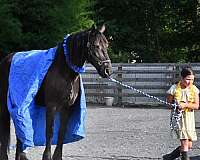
[{"left": 178, "top": 102, "right": 188, "bottom": 109}]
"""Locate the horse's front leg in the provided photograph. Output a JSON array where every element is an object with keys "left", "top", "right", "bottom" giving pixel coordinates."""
[
  {"left": 42, "top": 105, "right": 56, "bottom": 160},
  {"left": 15, "top": 138, "right": 29, "bottom": 160},
  {"left": 52, "top": 106, "right": 72, "bottom": 160}
]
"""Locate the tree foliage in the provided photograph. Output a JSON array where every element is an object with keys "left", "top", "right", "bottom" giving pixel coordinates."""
[
  {"left": 0, "top": 0, "right": 22, "bottom": 55},
  {"left": 0, "top": 0, "right": 199, "bottom": 63},
  {"left": 91, "top": 0, "right": 200, "bottom": 63},
  {"left": 0, "top": 0, "right": 93, "bottom": 56},
  {"left": 159, "top": 0, "right": 200, "bottom": 62}
]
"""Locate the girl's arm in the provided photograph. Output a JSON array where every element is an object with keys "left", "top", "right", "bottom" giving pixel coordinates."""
[
  {"left": 166, "top": 94, "right": 174, "bottom": 109},
  {"left": 179, "top": 93, "right": 199, "bottom": 110}
]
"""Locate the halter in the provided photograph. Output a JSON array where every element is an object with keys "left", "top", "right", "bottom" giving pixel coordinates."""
[
  {"left": 86, "top": 32, "right": 111, "bottom": 66},
  {"left": 63, "top": 34, "right": 85, "bottom": 73}
]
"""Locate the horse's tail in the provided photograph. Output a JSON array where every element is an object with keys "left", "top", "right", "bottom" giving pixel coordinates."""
[{"left": 0, "top": 58, "right": 11, "bottom": 152}]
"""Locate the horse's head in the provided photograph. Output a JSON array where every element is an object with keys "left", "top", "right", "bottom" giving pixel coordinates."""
[{"left": 86, "top": 25, "right": 112, "bottom": 78}]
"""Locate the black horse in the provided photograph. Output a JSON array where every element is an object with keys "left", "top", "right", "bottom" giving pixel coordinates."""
[{"left": 0, "top": 25, "right": 112, "bottom": 160}]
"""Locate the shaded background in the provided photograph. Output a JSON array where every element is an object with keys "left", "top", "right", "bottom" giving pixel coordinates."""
[{"left": 0, "top": 0, "right": 200, "bottom": 63}]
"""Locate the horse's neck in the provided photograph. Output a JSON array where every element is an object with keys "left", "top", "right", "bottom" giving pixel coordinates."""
[
  {"left": 68, "top": 33, "right": 87, "bottom": 68},
  {"left": 55, "top": 45, "right": 79, "bottom": 80}
]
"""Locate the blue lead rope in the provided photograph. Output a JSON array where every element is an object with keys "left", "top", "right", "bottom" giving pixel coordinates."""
[{"left": 108, "top": 77, "right": 182, "bottom": 131}]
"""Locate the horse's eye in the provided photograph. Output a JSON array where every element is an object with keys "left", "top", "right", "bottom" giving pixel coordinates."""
[{"left": 95, "top": 45, "right": 100, "bottom": 49}]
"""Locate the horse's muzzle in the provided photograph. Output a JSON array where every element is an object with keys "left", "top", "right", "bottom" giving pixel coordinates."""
[
  {"left": 105, "top": 68, "right": 112, "bottom": 77},
  {"left": 92, "top": 59, "right": 112, "bottom": 78},
  {"left": 101, "top": 61, "right": 112, "bottom": 78}
]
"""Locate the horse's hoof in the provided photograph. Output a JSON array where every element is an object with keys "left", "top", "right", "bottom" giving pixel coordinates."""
[
  {"left": 19, "top": 152, "right": 29, "bottom": 160},
  {"left": 52, "top": 152, "right": 62, "bottom": 160},
  {"left": 42, "top": 154, "right": 52, "bottom": 160},
  {"left": 52, "top": 156, "right": 62, "bottom": 160},
  {"left": 0, "top": 155, "right": 8, "bottom": 160}
]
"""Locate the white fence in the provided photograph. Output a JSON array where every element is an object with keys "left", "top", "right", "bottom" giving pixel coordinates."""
[{"left": 82, "top": 63, "right": 200, "bottom": 106}]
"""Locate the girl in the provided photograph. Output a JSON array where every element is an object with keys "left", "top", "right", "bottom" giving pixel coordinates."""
[{"left": 163, "top": 66, "right": 199, "bottom": 160}]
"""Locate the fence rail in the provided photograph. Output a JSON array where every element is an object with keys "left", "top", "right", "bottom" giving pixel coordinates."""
[{"left": 82, "top": 63, "right": 200, "bottom": 106}]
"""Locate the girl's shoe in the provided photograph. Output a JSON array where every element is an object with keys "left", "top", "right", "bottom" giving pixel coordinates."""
[
  {"left": 181, "top": 151, "right": 190, "bottom": 160},
  {"left": 162, "top": 146, "right": 181, "bottom": 160}
]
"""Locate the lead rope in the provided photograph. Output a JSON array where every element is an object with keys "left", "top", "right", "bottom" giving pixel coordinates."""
[{"left": 108, "top": 77, "right": 182, "bottom": 131}]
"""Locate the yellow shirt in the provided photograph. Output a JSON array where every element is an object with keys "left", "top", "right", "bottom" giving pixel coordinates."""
[{"left": 167, "top": 82, "right": 199, "bottom": 111}]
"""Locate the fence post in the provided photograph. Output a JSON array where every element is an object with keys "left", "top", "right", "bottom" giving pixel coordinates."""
[
  {"left": 117, "top": 65, "right": 122, "bottom": 106},
  {"left": 173, "top": 64, "right": 180, "bottom": 83}
]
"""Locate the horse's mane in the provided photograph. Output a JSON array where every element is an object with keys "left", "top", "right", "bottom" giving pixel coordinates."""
[{"left": 67, "top": 30, "right": 89, "bottom": 68}]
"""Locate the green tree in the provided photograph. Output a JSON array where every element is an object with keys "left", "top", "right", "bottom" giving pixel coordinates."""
[
  {"left": 0, "top": 0, "right": 22, "bottom": 55},
  {"left": 0, "top": 0, "right": 93, "bottom": 57},
  {"left": 91, "top": 0, "right": 163, "bottom": 62},
  {"left": 91, "top": 0, "right": 200, "bottom": 63},
  {"left": 159, "top": 0, "right": 200, "bottom": 62}
]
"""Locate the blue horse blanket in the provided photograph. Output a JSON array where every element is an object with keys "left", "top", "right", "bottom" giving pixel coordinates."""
[{"left": 7, "top": 47, "right": 86, "bottom": 151}]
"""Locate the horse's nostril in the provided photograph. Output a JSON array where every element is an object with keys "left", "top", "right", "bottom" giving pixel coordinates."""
[{"left": 105, "top": 68, "right": 111, "bottom": 76}]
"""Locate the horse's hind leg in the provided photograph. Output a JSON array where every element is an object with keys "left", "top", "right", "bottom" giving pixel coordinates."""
[
  {"left": 0, "top": 79, "right": 10, "bottom": 160},
  {"left": 0, "top": 54, "right": 14, "bottom": 160},
  {"left": 0, "top": 101, "right": 10, "bottom": 160},
  {"left": 15, "top": 138, "right": 29, "bottom": 160},
  {"left": 52, "top": 106, "right": 72, "bottom": 160}
]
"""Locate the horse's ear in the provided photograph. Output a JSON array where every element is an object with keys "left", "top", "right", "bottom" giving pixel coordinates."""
[
  {"left": 90, "top": 24, "right": 106, "bottom": 33},
  {"left": 90, "top": 24, "right": 96, "bottom": 32},
  {"left": 98, "top": 24, "right": 106, "bottom": 33}
]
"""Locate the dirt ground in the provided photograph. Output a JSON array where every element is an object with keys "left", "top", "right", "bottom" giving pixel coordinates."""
[{"left": 8, "top": 105, "right": 200, "bottom": 160}]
